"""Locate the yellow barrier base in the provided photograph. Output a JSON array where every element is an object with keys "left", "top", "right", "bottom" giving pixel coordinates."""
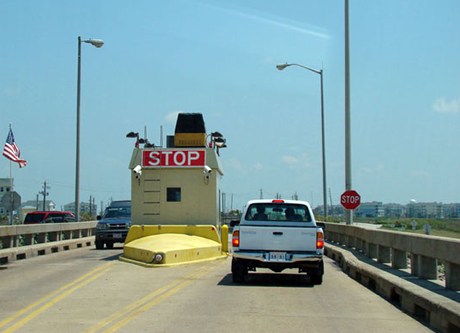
[{"left": 119, "top": 225, "right": 228, "bottom": 267}]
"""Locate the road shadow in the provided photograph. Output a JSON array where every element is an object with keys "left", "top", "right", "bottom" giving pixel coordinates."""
[
  {"left": 99, "top": 253, "right": 123, "bottom": 261},
  {"left": 218, "top": 272, "right": 316, "bottom": 288},
  {"left": 91, "top": 248, "right": 124, "bottom": 261}
]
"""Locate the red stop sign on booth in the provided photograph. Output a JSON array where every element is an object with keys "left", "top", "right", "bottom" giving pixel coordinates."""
[{"left": 341, "top": 190, "right": 361, "bottom": 210}]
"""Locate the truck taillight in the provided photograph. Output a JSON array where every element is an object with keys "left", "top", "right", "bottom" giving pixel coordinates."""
[
  {"left": 232, "top": 230, "right": 240, "bottom": 247},
  {"left": 316, "top": 230, "right": 324, "bottom": 249}
]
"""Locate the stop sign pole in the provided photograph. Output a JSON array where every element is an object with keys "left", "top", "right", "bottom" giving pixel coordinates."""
[{"left": 341, "top": 190, "right": 361, "bottom": 210}]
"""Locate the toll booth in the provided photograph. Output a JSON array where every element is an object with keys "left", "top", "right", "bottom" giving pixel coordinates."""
[{"left": 128, "top": 113, "right": 224, "bottom": 227}]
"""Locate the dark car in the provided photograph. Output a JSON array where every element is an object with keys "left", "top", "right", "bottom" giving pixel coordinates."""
[
  {"left": 95, "top": 200, "right": 131, "bottom": 249},
  {"left": 24, "top": 211, "right": 76, "bottom": 224}
]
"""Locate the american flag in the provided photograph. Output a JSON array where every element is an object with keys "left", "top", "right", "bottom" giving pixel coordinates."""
[{"left": 3, "top": 127, "right": 27, "bottom": 168}]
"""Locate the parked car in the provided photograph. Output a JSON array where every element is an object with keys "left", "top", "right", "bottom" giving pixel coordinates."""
[
  {"left": 24, "top": 211, "right": 76, "bottom": 224},
  {"left": 95, "top": 200, "right": 131, "bottom": 249}
]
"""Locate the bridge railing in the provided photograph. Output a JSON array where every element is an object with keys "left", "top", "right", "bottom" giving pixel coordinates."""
[
  {"left": 0, "top": 221, "right": 97, "bottom": 264},
  {"left": 324, "top": 222, "right": 460, "bottom": 291},
  {"left": 2, "top": 220, "right": 460, "bottom": 291}
]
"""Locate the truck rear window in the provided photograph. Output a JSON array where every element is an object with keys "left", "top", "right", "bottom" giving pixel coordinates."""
[{"left": 245, "top": 204, "right": 311, "bottom": 222}]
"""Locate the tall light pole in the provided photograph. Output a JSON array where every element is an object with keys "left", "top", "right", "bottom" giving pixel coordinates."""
[
  {"left": 276, "top": 63, "right": 327, "bottom": 220},
  {"left": 75, "top": 36, "right": 104, "bottom": 222},
  {"left": 344, "top": 0, "right": 352, "bottom": 224}
]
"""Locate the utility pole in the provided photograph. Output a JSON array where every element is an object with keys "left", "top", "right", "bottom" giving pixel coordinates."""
[
  {"left": 329, "top": 188, "right": 333, "bottom": 216},
  {"left": 39, "top": 181, "right": 50, "bottom": 211},
  {"left": 222, "top": 192, "right": 226, "bottom": 214}
]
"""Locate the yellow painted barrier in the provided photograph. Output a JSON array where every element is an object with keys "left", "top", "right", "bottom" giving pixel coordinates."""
[
  {"left": 221, "top": 224, "right": 228, "bottom": 253},
  {"left": 120, "top": 225, "right": 228, "bottom": 267},
  {"left": 124, "top": 225, "right": 221, "bottom": 244}
]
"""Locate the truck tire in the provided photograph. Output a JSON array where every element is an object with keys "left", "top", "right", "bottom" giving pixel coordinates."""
[
  {"left": 310, "top": 274, "right": 323, "bottom": 285},
  {"left": 310, "top": 260, "right": 324, "bottom": 285},
  {"left": 95, "top": 240, "right": 104, "bottom": 249},
  {"left": 232, "top": 258, "right": 247, "bottom": 283}
]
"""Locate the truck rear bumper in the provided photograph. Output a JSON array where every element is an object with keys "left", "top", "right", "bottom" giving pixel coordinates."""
[
  {"left": 233, "top": 251, "right": 322, "bottom": 264},
  {"left": 232, "top": 252, "right": 323, "bottom": 273}
]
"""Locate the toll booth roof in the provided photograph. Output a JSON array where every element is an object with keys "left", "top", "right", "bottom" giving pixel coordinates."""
[{"left": 175, "top": 113, "right": 206, "bottom": 133}]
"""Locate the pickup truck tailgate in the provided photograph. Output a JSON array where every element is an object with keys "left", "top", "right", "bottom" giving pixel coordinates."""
[{"left": 239, "top": 226, "right": 317, "bottom": 252}]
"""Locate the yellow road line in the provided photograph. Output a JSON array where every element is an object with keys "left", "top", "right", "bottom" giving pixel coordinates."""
[
  {"left": 84, "top": 280, "right": 181, "bottom": 333},
  {"left": 86, "top": 261, "right": 223, "bottom": 333},
  {"left": 104, "top": 271, "right": 204, "bottom": 333},
  {"left": 0, "top": 262, "right": 114, "bottom": 333}
]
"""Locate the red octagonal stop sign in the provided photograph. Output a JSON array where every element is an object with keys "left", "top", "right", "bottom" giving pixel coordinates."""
[{"left": 341, "top": 190, "right": 361, "bottom": 210}]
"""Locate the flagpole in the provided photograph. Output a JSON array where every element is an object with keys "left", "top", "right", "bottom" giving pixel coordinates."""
[
  {"left": 9, "top": 161, "right": 13, "bottom": 225},
  {"left": 8, "top": 123, "right": 13, "bottom": 225},
  {"left": 3, "top": 124, "right": 27, "bottom": 224}
]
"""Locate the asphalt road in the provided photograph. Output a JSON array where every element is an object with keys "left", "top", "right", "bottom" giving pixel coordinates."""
[{"left": 0, "top": 247, "right": 434, "bottom": 333}]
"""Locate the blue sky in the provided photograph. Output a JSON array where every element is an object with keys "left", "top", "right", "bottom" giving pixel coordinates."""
[{"left": 1, "top": 0, "right": 459, "bottom": 212}]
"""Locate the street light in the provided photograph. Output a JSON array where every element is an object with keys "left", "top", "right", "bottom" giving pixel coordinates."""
[
  {"left": 126, "top": 131, "right": 140, "bottom": 148},
  {"left": 276, "top": 63, "right": 328, "bottom": 220},
  {"left": 344, "top": 0, "right": 353, "bottom": 224},
  {"left": 75, "top": 36, "right": 104, "bottom": 222}
]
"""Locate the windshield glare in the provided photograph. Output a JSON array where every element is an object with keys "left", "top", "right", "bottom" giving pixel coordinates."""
[{"left": 103, "top": 207, "right": 131, "bottom": 219}]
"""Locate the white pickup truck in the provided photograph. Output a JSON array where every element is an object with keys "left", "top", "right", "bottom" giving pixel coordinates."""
[{"left": 231, "top": 199, "right": 325, "bottom": 284}]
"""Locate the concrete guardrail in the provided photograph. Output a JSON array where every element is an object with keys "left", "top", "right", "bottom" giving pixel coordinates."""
[
  {"left": 0, "top": 221, "right": 97, "bottom": 264},
  {"left": 2, "top": 220, "right": 460, "bottom": 332},
  {"left": 323, "top": 222, "right": 460, "bottom": 333}
]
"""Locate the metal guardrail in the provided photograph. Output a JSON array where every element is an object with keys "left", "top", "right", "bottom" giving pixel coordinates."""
[
  {"left": 323, "top": 222, "right": 460, "bottom": 291},
  {"left": 0, "top": 221, "right": 97, "bottom": 264}
]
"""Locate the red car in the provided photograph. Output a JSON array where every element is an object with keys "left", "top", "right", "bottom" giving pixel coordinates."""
[{"left": 23, "top": 211, "right": 76, "bottom": 224}]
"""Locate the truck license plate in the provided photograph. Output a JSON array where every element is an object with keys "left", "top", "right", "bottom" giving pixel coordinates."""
[
  {"left": 113, "top": 233, "right": 122, "bottom": 239},
  {"left": 269, "top": 252, "right": 287, "bottom": 261}
]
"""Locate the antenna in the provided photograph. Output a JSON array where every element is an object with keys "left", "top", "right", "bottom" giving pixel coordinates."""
[{"left": 160, "top": 125, "right": 163, "bottom": 147}]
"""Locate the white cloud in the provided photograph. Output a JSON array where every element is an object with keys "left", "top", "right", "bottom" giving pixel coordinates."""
[
  {"left": 253, "top": 162, "right": 264, "bottom": 171},
  {"left": 359, "top": 164, "right": 385, "bottom": 174},
  {"left": 200, "top": 2, "right": 330, "bottom": 40},
  {"left": 164, "top": 111, "right": 182, "bottom": 124},
  {"left": 411, "top": 170, "right": 430, "bottom": 178},
  {"left": 281, "top": 154, "right": 311, "bottom": 169},
  {"left": 433, "top": 97, "right": 460, "bottom": 113},
  {"left": 226, "top": 158, "right": 263, "bottom": 173},
  {"left": 282, "top": 155, "right": 299, "bottom": 165},
  {"left": 1, "top": 85, "right": 21, "bottom": 97},
  {"left": 240, "top": 11, "right": 330, "bottom": 40}
]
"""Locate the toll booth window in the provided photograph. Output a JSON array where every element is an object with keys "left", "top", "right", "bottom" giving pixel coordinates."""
[{"left": 167, "top": 187, "right": 181, "bottom": 202}]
